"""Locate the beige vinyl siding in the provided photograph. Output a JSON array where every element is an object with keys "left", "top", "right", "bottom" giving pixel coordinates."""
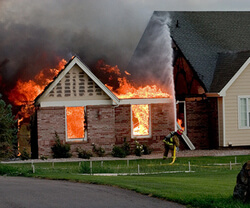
[
  {"left": 217, "top": 97, "right": 224, "bottom": 146},
  {"left": 224, "top": 63, "right": 250, "bottom": 146}
]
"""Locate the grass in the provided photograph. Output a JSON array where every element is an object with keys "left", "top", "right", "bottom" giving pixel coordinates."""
[{"left": 1, "top": 155, "right": 250, "bottom": 208}]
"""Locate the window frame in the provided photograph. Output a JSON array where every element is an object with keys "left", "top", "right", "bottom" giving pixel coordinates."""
[
  {"left": 131, "top": 104, "right": 152, "bottom": 139},
  {"left": 238, "top": 96, "right": 250, "bottom": 129},
  {"left": 65, "top": 106, "right": 87, "bottom": 142}
]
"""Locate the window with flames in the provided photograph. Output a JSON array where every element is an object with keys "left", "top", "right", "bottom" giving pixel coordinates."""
[
  {"left": 131, "top": 104, "right": 151, "bottom": 137},
  {"left": 66, "top": 107, "right": 86, "bottom": 140}
]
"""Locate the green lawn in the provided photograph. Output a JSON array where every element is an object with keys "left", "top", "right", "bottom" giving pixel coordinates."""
[{"left": 1, "top": 155, "right": 250, "bottom": 208}]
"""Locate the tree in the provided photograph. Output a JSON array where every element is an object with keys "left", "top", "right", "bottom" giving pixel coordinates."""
[{"left": 0, "top": 95, "right": 17, "bottom": 159}]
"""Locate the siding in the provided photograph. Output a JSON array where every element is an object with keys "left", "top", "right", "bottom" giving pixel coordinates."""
[
  {"left": 224, "top": 63, "right": 250, "bottom": 146},
  {"left": 217, "top": 97, "right": 224, "bottom": 146}
]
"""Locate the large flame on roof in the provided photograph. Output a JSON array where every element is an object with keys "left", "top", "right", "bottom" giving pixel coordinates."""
[
  {"left": 8, "top": 59, "right": 67, "bottom": 106},
  {"left": 96, "top": 60, "right": 170, "bottom": 136},
  {"left": 9, "top": 58, "right": 171, "bottom": 138}
]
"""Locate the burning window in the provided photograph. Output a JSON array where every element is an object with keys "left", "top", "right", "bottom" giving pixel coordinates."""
[
  {"left": 131, "top": 104, "right": 151, "bottom": 137},
  {"left": 176, "top": 101, "right": 186, "bottom": 131},
  {"left": 66, "top": 107, "right": 85, "bottom": 140}
]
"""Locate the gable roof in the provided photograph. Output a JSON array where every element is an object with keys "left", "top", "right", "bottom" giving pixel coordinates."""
[
  {"left": 128, "top": 11, "right": 250, "bottom": 92},
  {"left": 219, "top": 56, "right": 250, "bottom": 96},
  {"left": 35, "top": 56, "right": 120, "bottom": 105},
  {"left": 210, "top": 51, "right": 250, "bottom": 93}
]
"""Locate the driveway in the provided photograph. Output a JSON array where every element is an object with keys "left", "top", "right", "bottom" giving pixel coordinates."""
[{"left": 0, "top": 176, "right": 185, "bottom": 208}]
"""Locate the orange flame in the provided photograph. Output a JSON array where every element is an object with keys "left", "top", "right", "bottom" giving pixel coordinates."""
[
  {"left": 132, "top": 104, "right": 149, "bottom": 136},
  {"left": 100, "top": 62, "right": 170, "bottom": 136},
  {"left": 66, "top": 107, "right": 85, "bottom": 139},
  {"left": 177, "top": 118, "right": 185, "bottom": 130},
  {"left": 8, "top": 59, "right": 66, "bottom": 106}
]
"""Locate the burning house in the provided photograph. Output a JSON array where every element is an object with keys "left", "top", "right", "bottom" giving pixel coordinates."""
[
  {"left": 7, "top": 11, "right": 250, "bottom": 158},
  {"left": 128, "top": 11, "right": 250, "bottom": 149},
  {"left": 33, "top": 56, "right": 175, "bottom": 157}
]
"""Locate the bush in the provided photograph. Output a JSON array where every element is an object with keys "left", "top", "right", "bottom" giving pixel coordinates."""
[
  {"left": 20, "top": 148, "right": 30, "bottom": 160},
  {"left": 51, "top": 132, "right": 71, "bottom": 158},
  {"left": 122, "top": 138, "right": 131, "bottom": 155},
  {"left": 77, "top": 148, "right": 93, "bottom": 159},
  {"left": 112, "top": 146, "right": 126, "bottom": 158},
  {"left": 92, "top": 144, "right": 105, "bottom": 157},
  {"left": 134, "top": 140, "right": 144, "bottom": 156},
  {"left": 142, "top": 144, "right": 152, "bottom": 155},
  {"left": 0, "top": 95, "right": 18, "bottom": 159}
]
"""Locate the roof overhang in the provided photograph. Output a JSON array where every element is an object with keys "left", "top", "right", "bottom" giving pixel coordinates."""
[
  {"left": 219, "top": 57, "right": 250, "bottom": 96},
  {"left": 119, "top": 97, "right": 173, "bottom": 105},
  {"left": 205, "top": 93, "right": 221, "bottom": 97}
]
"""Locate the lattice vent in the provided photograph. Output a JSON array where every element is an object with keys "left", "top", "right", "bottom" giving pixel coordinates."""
[{"left": 48, "top": 67, "right": 106, "bottom": 98}]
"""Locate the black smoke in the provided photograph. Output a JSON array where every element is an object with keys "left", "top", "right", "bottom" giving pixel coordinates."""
[{"left": 0, "top": 0, "right": 160, "bottom": 98}]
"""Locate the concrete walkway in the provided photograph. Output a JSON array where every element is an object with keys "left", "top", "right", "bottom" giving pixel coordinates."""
[{"left": 1, "top": 149, "right": 250, "bottom": 164}]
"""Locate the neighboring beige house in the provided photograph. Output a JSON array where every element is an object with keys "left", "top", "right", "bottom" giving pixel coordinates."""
[{"left": 213, "top": 56, "right": 250, "bottom": 147}]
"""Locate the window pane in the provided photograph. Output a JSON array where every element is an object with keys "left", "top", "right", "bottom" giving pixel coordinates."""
[
  {"left": 132, "top": 104, "right": 149, "bottom": 136},
  {"left": 240, "top": 98, "right": 247, "bottom": 127},
  {"left": 66, "top": 107, "right": 85, "bottom": 139}
]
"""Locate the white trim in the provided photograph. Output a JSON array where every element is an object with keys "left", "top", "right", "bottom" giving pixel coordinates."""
[
  {"left": 219, "top": 57, "right": 250, "bottom": 96},
  {"left": 40, "top": 100, "right": 113, "bottom": 107},
  {"left": 120, "top": 98, "right": 172, "bottom": 105},
  {"left": 36, "top": 59, "right": 77, "bottom": 103},
  {"left": 131, "top": 104, "right": 152, "bottom": 139},
  {"left": 238, "top": 96, "right": 250, "bottom": 129},
  {"left": 36, "top": 56, "right": 120, "bottom": 105},
  {"left": 65, "top": 106, "right": 87, "bottom": 142}
]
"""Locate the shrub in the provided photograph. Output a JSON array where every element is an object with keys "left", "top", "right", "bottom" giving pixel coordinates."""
[
  {"left": 92, "top": 144, "right": 105, "bottom": 157},
  {"left": 122, "top": 138, "right": 131, "bottom": 155},
  {"left": 20, "top": 148, "right": 30, "bottom": 160},
  {"left": 134, "top": 140, "right": 144, "bottom": 156},
  {"left": 51, "top": 132, "right": 71, "bottom": 158},
  {"left": 77, "top": 148, "right": 93, "bottom": 159},
  {"left": 112, "top": 146, "right": 126, "bottom": 158},
  {"left": 40, "top": 155, "right": 48, "bottom": 160},
  {"left": 142, "top": 144, "right": 152, "bottom": 155},
  {"left": 0, "top": 95, "right": 18, "bottom": 159}
]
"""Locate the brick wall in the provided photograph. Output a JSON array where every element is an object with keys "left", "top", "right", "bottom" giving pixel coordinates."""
[
  {"left": 115, "top": 105, "right": 131, "bottom": 144},
  {"left": 151, "top": 103, "right": 175, "bottom": 152},
  {"left": 185, "top": 98, "right": 219, "bottom": 149},
  {"left": 186, "top": 100, "right": 209, "bottom": 149},
  {"left": 37, "top": 107, "right": 65, "bottom": 157},
  {"left": 86, "top": 105, "right": 116, "bottom": 152},
  {"left": 36, "top": 102, "right": 175, "bottom": 157}
]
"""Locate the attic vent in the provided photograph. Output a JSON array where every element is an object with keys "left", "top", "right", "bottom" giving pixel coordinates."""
[
  {"left": 48, "top": 66, "right": 107, "bottom": 99},
  {"left": 79, "top": 71, "right": 85, "bottom": 96},
  {"left": 56, "top": 82, "right": 62, "bottom": 97}
]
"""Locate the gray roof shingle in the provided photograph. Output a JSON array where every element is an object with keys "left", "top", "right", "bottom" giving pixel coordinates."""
[
  {"left": 210, "top": 50, "right": 250, "bottom": 92},
  {"left": 128, "top": 11, "right": 250, "bottom": 92}
]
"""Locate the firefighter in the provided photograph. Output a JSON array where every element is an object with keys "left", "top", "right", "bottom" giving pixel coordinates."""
[{"left": 163, "top": 129, "right": 183, "bottom": 160}]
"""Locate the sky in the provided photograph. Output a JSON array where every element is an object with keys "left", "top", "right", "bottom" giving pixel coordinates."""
[{"left": 0, "top": 0, "right": 250, "bottom": 92}]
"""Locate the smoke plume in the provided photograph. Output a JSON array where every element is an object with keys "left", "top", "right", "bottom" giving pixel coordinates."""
[
  {"left": 0, "top": 1, "right": 151, "bottom": 91},
  {"left": 0, "top": 0, "right": 178, "bottom": 105},
  {"left": 126, "top": 12, "right": 174, "bottom": 97}
]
